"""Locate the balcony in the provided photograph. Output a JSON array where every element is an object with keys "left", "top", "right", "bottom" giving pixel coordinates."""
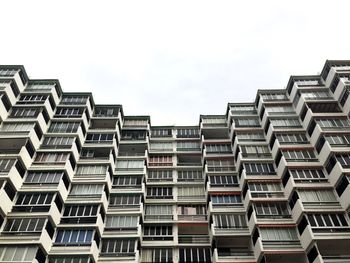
[
  {"left": 50, "top": 240, "right": 99, "bottom": 263},
  {"left": 177, "top": 214, "right": 208, "bottom": 222},
  {"left": 0, "top": 225, "right": 53, "bottom": 254},
  {"left": 300, "top": 224, "right": 350, "bottom": 255},
  {"left": 144, "top": 214, "right": 173, "bottom": 222},
  {"left": 99, "top": 249, "right": 140, "bottom": 263},
  {"left": 253, "top": 237, "right": 305, "bottom": 263}
]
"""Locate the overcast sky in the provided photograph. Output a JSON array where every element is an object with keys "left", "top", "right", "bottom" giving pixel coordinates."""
[{"left": 1, "top": 0, "right": 350, "bottom": 125}]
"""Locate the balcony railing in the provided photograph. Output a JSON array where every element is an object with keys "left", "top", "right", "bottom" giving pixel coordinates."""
[{"left": 177, "top": 215, "right": 207, "bottom": 221}]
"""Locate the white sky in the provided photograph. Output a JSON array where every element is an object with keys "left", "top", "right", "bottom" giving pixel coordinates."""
[{"left": 1, "top": 0, "right": 350, "bottom": 125}]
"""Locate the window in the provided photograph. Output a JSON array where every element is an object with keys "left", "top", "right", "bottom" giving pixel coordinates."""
[
  {"left": 101, "top": 239, "right": 136, "bottom": 255},
  {"left": 270, "top": 118, "right": 301, "bottom": 128},
  {"left": 141, "top": 248, "right": 173, "bottom": 263},
  {"left": 176, "top": 128, "right": 199, "bottom": 138},
  {"left": 34, "top": 152, "right": 69, "bottom": 164},
  {"left": 243, "top": 163, "right": 275, "bottom": 175},
  {"left": 109, "top": 194, "right": 141, "bottom": 207},
  {"left": 151, "top": 129, "right": 172, "bottom": 137},
  {"left": 0, "top": 122, "right": 34, "bottom": 132},
  {"left": 18, "top": 95, "right": 47, "bottom": 104},
  {"left": 149, "top": 156, "right": 172, "bottom": 166},
  {"left": 9, "top": 108, "right": 39, "bottom": 118},
  {"left": 105, "top": 216, "right": 139, "bottom": 229},
  {"left": 0, "top": 159, "right": 16, "bottom": 173},
  {"left": 213, "top": 214, "right": 247, "bottom": 229},
  {"left": 316, "top": 118, "right": 350, "bottom": 129},
  {"left": 236, "top": 132, "right": 265, "bottom": 141},
  {"left": 298, "top": 189, "right": 338, "bottom": 204},
  {"left": 42, "top": 136, "right": 75, "bottom": 148},
  {"left": 25, "top": 171, "right": 63, "bottom": 184},
  {"left": 325, "top": 134, "right": 350, "bottom": 146},
  {"left": 234, "top": 118, "right": 260, "bottom": 127},
  {"left": 276, "top": 133, "right": 308, "bottom": 144},
  {"left": 0, "top": 69, "right": 18, "bottom": 76},
  {"left": 147, "top": 187, "right": 173, "bottom": 199},
  {"left": 94, "top": 107, "right": 119, "bottom": 117},
  {"left": 145, "top": 205, "right": 173, "bottom": 220},
  {"left": 211, "top": 195, "right": 242, "bottom": 206},
  {"left": 230, "top": 105, "right": 256, "bottom": 114},
  {"left": 148, "top": 170, "right": 173, "bottom": 181},
  {"left": 301, "top": 90, "right": 331, "bottom": 100},
  {"left": 85, "top": 133, "right": 113, "bottom": 143},
  {"left": 335, "top": 153, "right": 350, "bottom": 168},
  {"left": 248, "top": 182, "right": 283, "bottom": 198},
  {"left": 3, "top": 218, "right": 46, "bottom": 233},
  {"left": 179, "top": 247, "right": 211, "bottom": 263},
  {"left": 206, "top": 144, "right": 231, "bottom": 153},
  {"left": 55, "top": 229, "right": 94, "bottom": 245},
  {"left": 240, "top": 145, "right": 270, "bottom": 157},
  {"left": 0, "top": 246, "right": 37, "bottom": 262},
  {"left": 178, "top": 170, "right": 202, "bottom": 181},
  {"left": 112, "top": 176, "right": 142, "bottom": 188},
  {"left": 259, "top": 227, "right": 299, "bottom": 241},
  {"left": 69, "top": 184, "right": 104, "bottom": 196},
  {"left": 260, "top": 93, "right": 288, "bottom": 101},
  {"left": 143, "top": 225, "right": 173, "bottom": 241},
  {"left": 202, "top": 117, "right": 226, "bottom": 126},
  {"left": 206, "top": 159, "right": 234, "bottom": 172},
  {"left": 177, "top": 205, "right": 206, "bottom": 216},
  {"left": 178, "top": 187, "right": 205, "bottom": 198},
  {"left": 27, "top": 82, "right": 56, "bottom": 90},
  {"left": 150, "top": 142, "right": 173, "bottom": 151},
  {"left": 209, "top": 175, "right": 238, "bottom": 186},
  {"left": 254, "top": 203, "right": 290, "bottom": 218},
  {"left": 121, "top": 130, "right": 146, "bottom": 140},
  {"left": 265, "top": 105, "right": 295, "bottom": 114},
  {"left": 308, "top": 102, "right": 341, "bottom": 113},
  {"left": 307, "top": 213, "right": 348, "bottom": 230},
  {"left": 76, "top": 165, "right": 107, "bottom": 175},
  {"left": 116, "top": 160, "right": 144, "bottom": 170},
  {"left": 55, "top": 108, "right": 84, "bottom": 117},
  {"left": 289, "top": 169, "right": 326, "bottom": 182},
  {"left": 61, "top": 96, "right": 88, "bottom": 105},
  {"left": 295, "top": 79, "right": 321, "bottom": 86},
  {"left": 177, "top": 141, "right": 201, "bottom": 151},
  {"left": 49, "top": 256, "right": 90, "bottom": 263},
  {"left": 14, "top": 192, "right": 53, "bottom": 212},
  {"left": 48, "top": 122, "right": 81, "bottom": 133},
  {"left": 123, "top": 119, "right": 148, "bottom": 127},
  {"left": 62, "top": 205, "right": 99, "bottom": 224},
  {"left": 282, "top": 149, "right": 317, "bottom": 161}
]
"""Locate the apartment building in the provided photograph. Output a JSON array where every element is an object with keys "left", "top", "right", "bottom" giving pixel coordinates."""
[{"left": 0, "top": 60, "right": 349, "bottom": 263}]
